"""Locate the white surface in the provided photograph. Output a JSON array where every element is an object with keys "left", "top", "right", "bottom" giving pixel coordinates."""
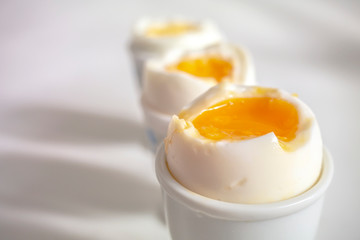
[{"left": 0, "top": 0, "right": 359, "bottom": 239}]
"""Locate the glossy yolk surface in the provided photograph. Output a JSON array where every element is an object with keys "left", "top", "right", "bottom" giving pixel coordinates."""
[
  {"left": 146, "top": 22, "right": 198, "bottom": 37},
  {"left": 192, "top": 97, "right": 299, "bottom": 142},
  {"left": 169, "top": 56, "right": 233, "bottom": 82}
]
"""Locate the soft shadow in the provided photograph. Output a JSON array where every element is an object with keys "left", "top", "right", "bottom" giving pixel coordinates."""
[
  {"left": 0, "top": 152, "right": 162, "bottom": 217},
  {"left": 0, "top": 217, "right": 88, "bottom": 240},
  {"left": 0, "top": 106, "right": 150, "bottom": 149}
]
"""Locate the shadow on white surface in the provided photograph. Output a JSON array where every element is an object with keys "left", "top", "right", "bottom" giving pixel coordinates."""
[
  {"left": 0, "top": 106, "right": 150, "bottom": 149},
  {"left": 0, "top": 151, "right": 165, "bottom": 239},
  {"left": 0, "top": 104, "right": 168, "bottom": 239},
  {"left": 0, "top": 152, "right": 160, "bottom": 215}
]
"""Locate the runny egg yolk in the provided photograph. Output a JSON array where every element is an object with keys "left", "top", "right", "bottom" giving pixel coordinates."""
[
  {"left": 146, "top": 22, "right": 198, "bottom": 37},
  {"left": 191, "top": 97, "right": 299, "bottom": 142},
  {"left": 169, "top": 56, "right": 233, "bottom": 82}
]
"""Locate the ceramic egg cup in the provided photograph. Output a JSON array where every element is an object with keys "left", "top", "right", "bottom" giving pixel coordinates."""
[{"left": 156, "top": 143, "right": 333, "bottom": 240}]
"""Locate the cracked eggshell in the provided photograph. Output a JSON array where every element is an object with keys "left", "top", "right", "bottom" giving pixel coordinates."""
[{"left": 165, "top": 83, "right": 323, "bottom": 204}]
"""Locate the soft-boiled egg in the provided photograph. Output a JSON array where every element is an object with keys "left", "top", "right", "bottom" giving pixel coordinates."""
[
  {"left": 165, "top": 83, "right": 323, "bottom": 204},
  {"left": 129, "top": 17, "right": 224, "bottom": 82},
  {"left": 141, "top": 43, "right": 255, "bottom": 117}
]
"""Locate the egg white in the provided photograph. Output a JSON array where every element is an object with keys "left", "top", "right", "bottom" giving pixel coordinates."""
[{"left": 165, "top": 83, "right": 323, "bottom": 204}]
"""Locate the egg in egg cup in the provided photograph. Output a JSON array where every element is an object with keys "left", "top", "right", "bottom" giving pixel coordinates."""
[{"left": 156, "top": 83, "right": 333, "bottom": 240}]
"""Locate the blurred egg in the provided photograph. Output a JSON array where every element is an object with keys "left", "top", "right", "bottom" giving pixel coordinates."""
[
  {"left": 142, "top": 43, "right": 255, "bottom": 116},
  {"left": 129, "top": 17, "right": 225, "bottom": 82}
]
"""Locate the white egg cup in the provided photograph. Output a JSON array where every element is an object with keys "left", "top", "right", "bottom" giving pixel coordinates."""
[{"left": 156, "top": 143, "right": 333, "bottom": 240}]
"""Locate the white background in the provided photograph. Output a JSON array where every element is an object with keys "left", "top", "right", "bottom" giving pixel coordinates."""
[{"left": 0, "top": 0, "right": 359, "bottom": 239}]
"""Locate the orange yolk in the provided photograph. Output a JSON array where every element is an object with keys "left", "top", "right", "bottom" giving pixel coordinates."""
[
  {"left": 192, "top": 97, "right": 299, "bottom": 142},
  {"left": 169, "top": 56, "right": 233, "bottom": 82},
  {"left": 146, "top": 22, "right": 198, "bottom": 37}
]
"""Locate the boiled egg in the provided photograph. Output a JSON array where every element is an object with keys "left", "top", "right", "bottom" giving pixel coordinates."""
[
  {"left": 141, "top": 43, "right": 255, "bottom": 117},
  {"left": 165, "top": 83, "right": 323, "bottom": 204}
]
